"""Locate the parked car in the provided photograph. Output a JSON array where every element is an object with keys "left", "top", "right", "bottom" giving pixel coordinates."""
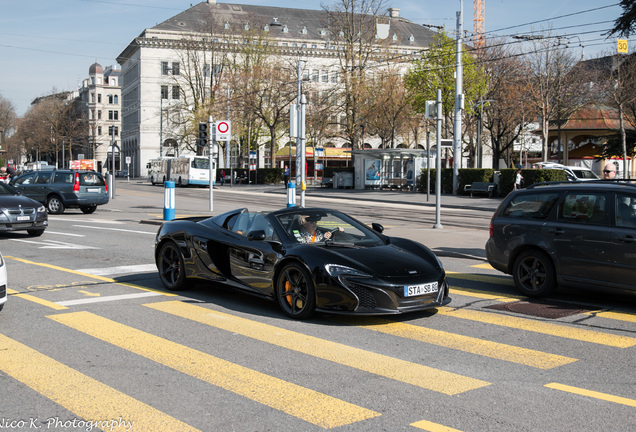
[
  {"left": 0, "top": 181, "right": 48, "bottom": 236},
  {"left": 155, "top": 207, "right": 450, "bottom": 319},
  {"left": 532, "top": 163, "right": 600, "bottom": 181},
  {"left": 486, "top": 180, "right": 636, "bottom": 297},
  {"left": 10, "top": 170, "right": 108, "bottom": 214},
  {"left": 0, "top": 251, "right": 6, "bottom": 312}
]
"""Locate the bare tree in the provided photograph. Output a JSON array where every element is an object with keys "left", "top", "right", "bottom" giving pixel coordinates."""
[
  {"left": 524, "top": 34, "right": 590, "bottom": 161},
  {"left": 323, "top": 0, "right": 389, "bottom": 150}
]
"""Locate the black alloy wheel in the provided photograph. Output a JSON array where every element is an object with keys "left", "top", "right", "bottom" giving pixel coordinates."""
[
  {"left": 276, "top": 262, "right": 316, "bottom": 319},
  {"left": 46, "top": 195, "right": 65, "bottom": 214},
  {"left": 27, "top": 229, "right": 45, "bottom": 237},
  {"left": 157, "top": 241, "right": 188, "bottom": 291},
  {"left": 512, "top": 250, "right": 556, "bottom": 297}
]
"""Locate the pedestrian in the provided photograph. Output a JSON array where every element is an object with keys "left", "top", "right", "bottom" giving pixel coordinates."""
[
  {"left": 602, "top": 163, "right": 617, "bottom": 180},
  {"left": 220, "top": 169, "right": 225, "bottom": 186},
  {"left": 514, "top": 169, "right": 523, "bottom": 190},
  {"left": 283, "top": 165, "right": 289, "bottom": 185}
]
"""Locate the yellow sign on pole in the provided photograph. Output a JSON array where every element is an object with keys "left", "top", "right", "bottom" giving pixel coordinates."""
[{"left": 618, "top": 39, "right": 629, "bottom": 54}]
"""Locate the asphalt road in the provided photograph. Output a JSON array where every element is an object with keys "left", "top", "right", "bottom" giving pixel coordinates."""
[{"left": 0, "top": 181, "right": 635, "bottom": 432}]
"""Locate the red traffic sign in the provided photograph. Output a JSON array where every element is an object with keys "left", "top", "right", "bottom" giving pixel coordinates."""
[{"left": 215, "top": 121, "right": 231, "bottom": 141}]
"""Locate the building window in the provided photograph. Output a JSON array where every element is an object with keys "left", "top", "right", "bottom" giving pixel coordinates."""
[
  {"left": 97, "top": 110, "right": 102, "bottom": 120},
  {"left": 114, "top": 95, "right": 118, "bottom": 104},
  {"left": 171, "top": 62, "right": 180, "bottom": 75},
  {"left": 322, "top": 70, "right": 328, "bottom": 83},
  {"left": 109, "top": 126, "right": 119, "bottom": 136},
  {"left": 312, "top": 70, "right": 319, "bottom": 82},
  {"left": 161, "top": 62, "right": 170, "bottom": 75},
  {"left": 172, "top": 86, "right": 180, "bottom": 100},
  {"left": 108, "top": 111, "right": 119, "bottom": 120},
  {"left": 161, "top": 85, "right": 169, "bottom": 99},
  {"left": 97, "top": 94, "right": 102, "bottom": 103},
  {"left": 98, "top": 126, "right": 102, "bottom": 135},
  {"left": 108, "top": 95, "right": 114, "bottom": 104},
  {"left": 91, "top": 93, "right": 95, "bottom": 103}
]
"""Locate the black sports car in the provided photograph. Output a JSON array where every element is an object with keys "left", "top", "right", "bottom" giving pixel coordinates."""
[{"left": 155, "top": 207, "right": 450, "bottom": 319}]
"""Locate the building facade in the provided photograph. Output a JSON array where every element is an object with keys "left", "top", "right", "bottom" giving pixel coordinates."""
[
  {"left": 78, "top": 63, "right": 122, "bottom": 173},
  {"left": 116, "top": 0, "right": 437, "bottom": 177}
]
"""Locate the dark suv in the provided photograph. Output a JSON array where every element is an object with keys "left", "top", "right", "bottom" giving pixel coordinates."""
[
  {"left": 486, "top": 181, "right": 636, "bottom": 297},
  {"left": 11, "top": 170, "right": 108, "bottom": 214}
]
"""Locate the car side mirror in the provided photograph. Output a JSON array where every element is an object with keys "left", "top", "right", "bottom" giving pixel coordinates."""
[
  {"left": 371, "top": 223, "right": 384, "bottom": 234},
  {"left": 247, "top": 230, "right": 266, "bottom": 241}
]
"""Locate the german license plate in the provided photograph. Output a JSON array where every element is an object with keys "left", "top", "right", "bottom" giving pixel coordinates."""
[
  {"left": 17, "top": 216, "right": 31, "bottom": 221},
  {"left": 87, "top": 188, "right": 100, "bottom": 192},
  {"left": 404, "top": 282, "right": 438, "bottom": 297}
]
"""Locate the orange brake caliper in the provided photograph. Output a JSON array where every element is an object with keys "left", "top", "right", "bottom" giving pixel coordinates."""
[{"left": 285, "top": 280, "right": 293, "bottom": 305}]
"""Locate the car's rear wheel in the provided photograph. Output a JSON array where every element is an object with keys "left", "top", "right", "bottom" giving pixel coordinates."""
[
  {"left": 157, "top": 241, "right": 188, "bottom": 291},
  {"left": 80, "top": 205, "right": 97, "bottom": 214},
  {"left": 513, "top": 250, "right": 556, "bottom": 297},
  {"left": 275, "top": 262, "right": 315, "bottom": 319},
  {"left": 46, "top": 195, "right": 64, "bottom": 214},
  {"left": 27, "top": 229, "right": 45, "bottom": 237}
]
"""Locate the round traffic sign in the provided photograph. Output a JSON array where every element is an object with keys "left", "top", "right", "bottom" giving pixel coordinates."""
[{"left": 217, "top": 121, "right": 229, "bottom": 133}]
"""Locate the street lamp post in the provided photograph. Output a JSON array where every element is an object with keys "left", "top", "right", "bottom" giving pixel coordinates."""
[{"left": 473, "top": 99, "right": 494, "bottom": 169}]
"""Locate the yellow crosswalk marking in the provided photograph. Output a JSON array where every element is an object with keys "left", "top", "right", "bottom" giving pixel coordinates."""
[
  {"left": 412, "top": 419, "right": 464, "bottom": 431},
  {"left": 0, "top": 334, "right": 199, "bottom": 432},
  {"left": 585, "top": 310, "right": 636, "bottom": 324},
  {"left": 335, "top": 317, "right": 577, "bottom": 369},
  {"left": 446, "top": 271, "right": 514, "bottom": 286},
  {"left": 48, "top": 311, "right": 380, "bottom": 429},
  {"left": 6, "top": 288, "right": 68, "bottom": 310},
  {"left": 545, "top": 383, "right": 636, "bottom": 408},
  {"left": 144, "top": 301, "right": 490, "bottom": 395},
  {"left": 437, "top": 308, "right": 636, "bottom": 348}
]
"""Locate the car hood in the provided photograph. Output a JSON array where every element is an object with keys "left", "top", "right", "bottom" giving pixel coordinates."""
[
  {"left": 0, "top": 195, "right": 41, "bottom": 208},
  {"left": 324, "top": 244, "right": 441, "bottom": 278}
]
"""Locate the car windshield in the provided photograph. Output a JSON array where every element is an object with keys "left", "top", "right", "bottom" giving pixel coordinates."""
[{"left": 275, "top": 210, "right": 384, "bottom": 246}]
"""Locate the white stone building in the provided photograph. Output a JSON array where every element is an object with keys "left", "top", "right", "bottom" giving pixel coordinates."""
[
  {"left": 116, "top": 0, "right": 437, "bottom": 177},
  {"left": 78, "top": 63, "right": 122, "bottom": 173}
]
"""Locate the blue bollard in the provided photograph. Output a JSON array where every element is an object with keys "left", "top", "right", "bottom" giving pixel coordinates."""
[
  {"left": 163, "top": 181, "right": 175, "bottom": 220},
  {"left": 287, "top": 181, "right": 296, "bottom": 207}
]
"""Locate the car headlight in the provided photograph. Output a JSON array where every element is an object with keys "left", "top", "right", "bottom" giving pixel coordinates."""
[
  {"left": 37, "top": 205, "right": 46, "bottom": 213},
  {"left": 325, "top": 264, "right": 371, "bottom": 278}
]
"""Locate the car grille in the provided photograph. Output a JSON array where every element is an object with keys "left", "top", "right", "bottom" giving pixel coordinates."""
[
  {"left": 346, "top": 282, "right": 377, "bottom": 309},
  {"left": 0, "top": 285, "right": 5, "bottom": 298},
  {"left": 8, "top": 207, "right": 36, "bottom": 215}
]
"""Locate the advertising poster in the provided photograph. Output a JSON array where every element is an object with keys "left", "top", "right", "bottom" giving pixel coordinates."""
[{"left": 365, "top": 159, "right": 381, "bottom": 186}]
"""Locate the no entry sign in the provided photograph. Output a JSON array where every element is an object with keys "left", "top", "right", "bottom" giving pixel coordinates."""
[{"left": 215, "top": 121, "right": 231, "bottom": 141}]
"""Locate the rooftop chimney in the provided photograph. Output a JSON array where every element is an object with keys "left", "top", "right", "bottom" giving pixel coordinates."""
[{"left": 388, "top": 8, "right": 400, "bottom": 18}]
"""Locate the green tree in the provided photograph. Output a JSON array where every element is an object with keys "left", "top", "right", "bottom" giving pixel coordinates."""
[
  {"left": 404, "top": 30, "right": 488, "bottom": 139},
  {"left": 608, "top": 0, "right": 636, "bottom": 37}
]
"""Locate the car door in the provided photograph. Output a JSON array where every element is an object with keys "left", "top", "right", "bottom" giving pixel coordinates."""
[
  {"left": 542, "top": 191, "right": 612, "bottom": 286},
  {"left": 610, "top": 192, "right": 636, "bottom": 290},
  {"left": 15, "top": 172, "right": 50, "bottom": 204},
  {"left": 227, "top": 213, "right": 280, "bottom": 295}
]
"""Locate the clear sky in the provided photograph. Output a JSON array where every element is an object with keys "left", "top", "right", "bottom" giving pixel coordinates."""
[{"left": 0, "top": 0, "right": 626, "bottom": 117}]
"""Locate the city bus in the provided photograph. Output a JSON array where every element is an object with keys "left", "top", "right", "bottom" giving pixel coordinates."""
[{"left": 147, "top": 156, "right": 212, "bottom": 186}]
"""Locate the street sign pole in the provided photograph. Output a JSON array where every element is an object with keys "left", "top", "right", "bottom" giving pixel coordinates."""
[{"left": 209, "top": 115, "right": 214, "bottom": 212}]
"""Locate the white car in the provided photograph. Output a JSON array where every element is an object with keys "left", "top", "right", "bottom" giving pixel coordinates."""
[
  {"left": 0, "top": 252, "right": 6, "bottom": 312},
  {"left": 533, "top": 163, "right": 600, "bottom": 181}
]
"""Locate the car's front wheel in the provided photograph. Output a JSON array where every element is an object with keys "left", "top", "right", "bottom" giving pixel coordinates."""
[
  {"left": 27, "top": 229, "right": 45, "bottom": 237},
  {"left": 46, "top": 195, "right": 65, "bottom": 214},
  {"left": 512, "top": 249, "right": 556, "bottom": 297},
  {"left": 157, "top": 241, "right": 188, "bottom": 291},
  {"left": 275, "top": 262, "right": 316, "bottom": 319},
  {"left": 80, "top": 205, "right": 97, "bottom": 214}
]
